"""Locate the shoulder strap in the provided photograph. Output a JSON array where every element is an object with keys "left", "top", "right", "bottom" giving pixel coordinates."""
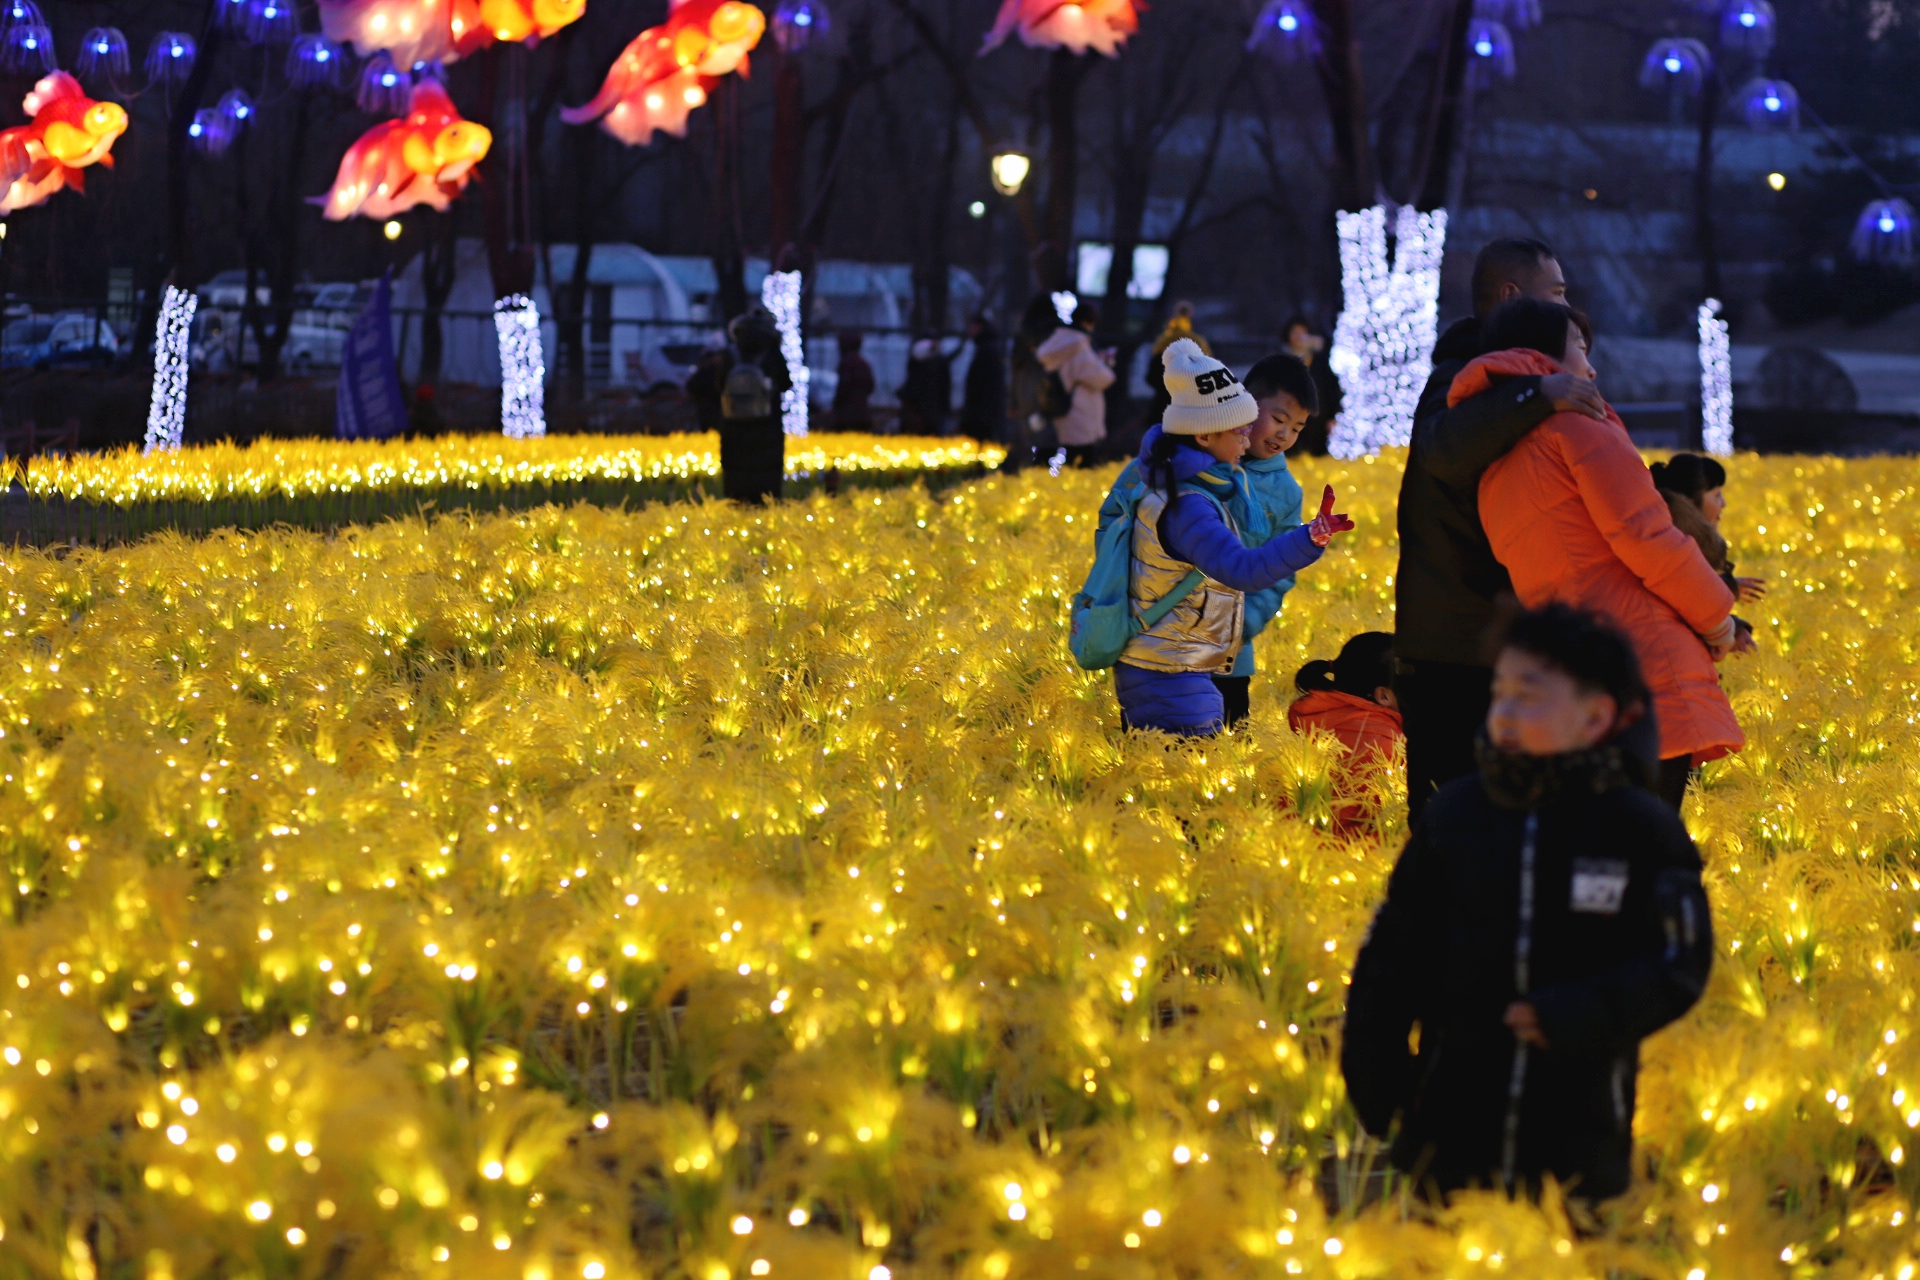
[
  {"left": 1131, "top": 484, "right": 1210, "bottom": 629},
  {"left": 1139, "top": 567, "right": 1206, "bottom": 630}
]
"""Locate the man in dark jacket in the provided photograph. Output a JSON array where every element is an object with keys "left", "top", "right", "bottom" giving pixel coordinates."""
[
  {"left": 686, "top": 309, "right": 792, "bottom": 503},
  {"left": 1343, "top": 604, "right": 1712, "bottom": 1202},
  {"left": 1396, "top": 238, "right": 1609, "bottom": 818}
]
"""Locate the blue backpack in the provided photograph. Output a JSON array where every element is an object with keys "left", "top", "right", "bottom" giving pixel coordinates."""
[{"left": 1068, "top": 461, "right": 1207, "bottom": 670}]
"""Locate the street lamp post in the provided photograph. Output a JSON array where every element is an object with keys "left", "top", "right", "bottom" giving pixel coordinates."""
[{"left": 990, "top": 148, "right": 1031, "bottom": 327}]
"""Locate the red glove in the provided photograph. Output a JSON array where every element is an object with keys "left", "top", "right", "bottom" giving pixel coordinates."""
[{"left": 1306, "top": 485, "right": 1355, "bottom": 547}]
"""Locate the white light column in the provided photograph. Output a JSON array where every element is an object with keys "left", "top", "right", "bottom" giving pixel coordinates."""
[
  {"left": 1327, "top": 204, "right": 1448, "bottom": 458},
  {"left": 761, "top": 269, "right": 809, "bottom": 436},
  {"left": 1698, "top": 297, "right": 1732, "bottom": 457},
  {"left": 144, "top": 284, "right": 197, "bottom": 452},
  {"left": 494, "top": 294, "right": 546, "bottom": 439}
]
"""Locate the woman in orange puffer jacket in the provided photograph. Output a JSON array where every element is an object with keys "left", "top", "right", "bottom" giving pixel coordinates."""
[{"left": 1467, "top": 298, "right": 1748, "bottom": 809}]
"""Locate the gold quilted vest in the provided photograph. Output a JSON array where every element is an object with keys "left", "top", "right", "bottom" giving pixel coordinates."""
[{"left": 1120, "top": 486, "right": 1245, "bottom": 674}]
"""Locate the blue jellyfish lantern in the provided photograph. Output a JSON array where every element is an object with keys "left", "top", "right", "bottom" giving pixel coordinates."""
[
  {"left": 1247, "top": 0, "right": 1319, "bottom": 64},
  {"left": 75, "top": 27, "right": 130, "bottom": 80},
  {"left": 287, "top": 34, "right": 341, "bottom": 87},
  {"left": 0, "top": 21, "right": 53, "bottom": 73},
  {"left": 218, "top": 88, "right": 254, "bottom": 127},
  {"left": 1737, "top": 77, "right": 1798, "bottom": 131},
  {"left": 1719, "top": 0, "right": 1775, "bottom": 56},
  {"left": 214, "top": 0, "right": 250, "bottom": 29},
  {"left": 1638, "top": 37, "right": 1712, "bottom": 96},
  {"left": 772, "top": 0, "right": 831, "bottom": 53},
  {"left": 1466, "top": 19, "right": 1516, "bottom": 87},
  {"left": 189, "top": 108, "right": 236, "bottom": 157},
  {"left": 241, "top": 0, "right": 300, "bottom": 45},
  {"left": 1852, "top": 199, "right": 1914, "bottom": 265},
  {"left": 146, "top": 32, "right": 197, "bottom": 86},
  {"left": 0, "top": 0, "right": 43, "bottom": 27},
  {"left": 356, "top": 51, "right": 410, "bottom": 116},
  {"left": 1472, "top": 0, "right": 1541, "bottom": 33}
]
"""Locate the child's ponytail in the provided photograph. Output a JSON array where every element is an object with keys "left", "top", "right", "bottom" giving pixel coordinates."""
[
  {"left": 1294, "top": 659, "right": 1339, "bottom": 694},
  {"left": 1143, "top": 429, "right": 1184, "bottom": 493},
  {"left": 1294, "top": 632, "right": 1396, "bottom": 698}
]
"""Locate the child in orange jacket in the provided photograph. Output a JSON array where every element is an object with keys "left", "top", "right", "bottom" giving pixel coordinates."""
[
  {"left": 1288, "top": 631, "right": 1404, "bottom": 761},
  {"left": 1288, "top": 632, "right": 1403, "bottom": 831}
]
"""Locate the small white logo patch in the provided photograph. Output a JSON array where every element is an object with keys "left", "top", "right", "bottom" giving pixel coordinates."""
[{"left": 1570, "top": 859, "right": 1630, "bottom": 915}]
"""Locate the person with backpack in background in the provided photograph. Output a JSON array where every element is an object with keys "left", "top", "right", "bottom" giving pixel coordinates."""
[
  {"left": 1037, "top": 299, "right": 1115, "bottom": 466},
  {"left": 1342, "top": 604, "right": 1713, "bottom": 1203},
  {"left": 1209, "top": 352, "right": 1318, "bottom": 727},
  {"left": 1096, "top": 339, "right": 1354, "bottom": 736},
  {"left": 831, "top": 330, "right": 876, "bottom": 432},
  {"left": 1006, "top": 294, "right": 1064, "bottom": 471},
  {"left": 899, "top": 335, "right": 958, "bottom": 437},
  {"left": 958, "top": 315, "right": 1005, "bottom": 445},
  {"left": 686, "top": 308, "right": 791, "bottom": 503}
]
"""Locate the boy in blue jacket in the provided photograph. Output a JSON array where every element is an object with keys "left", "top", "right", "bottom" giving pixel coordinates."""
[{"left": 1208, "top": 354, "right": 1319, "bottom": 726}]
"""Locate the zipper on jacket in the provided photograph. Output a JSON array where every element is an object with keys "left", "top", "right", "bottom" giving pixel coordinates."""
[{"left": 1501, "top": 811, "right": 1540, "bottom": 1192}]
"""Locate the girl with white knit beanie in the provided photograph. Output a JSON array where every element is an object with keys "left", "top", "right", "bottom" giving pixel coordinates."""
[{"left": 1115, "top": 339, "right": 1356, "bottom": 735}]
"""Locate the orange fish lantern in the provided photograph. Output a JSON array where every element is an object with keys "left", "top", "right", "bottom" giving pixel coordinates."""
[
  {"left": 562, "top": 0, "right": 764, "bottom": 146},
  {"left": 980, "top": 0, "right": 1139, "bottom": 56},
  {"left": 318, "top": 78, "right": 491, "bottom": 220},
  {"left": 0, "top": 72, "right": 128, "bottom": 216},
  {"left": 316, "top": 0, "right": 583, "bottom": 67}
]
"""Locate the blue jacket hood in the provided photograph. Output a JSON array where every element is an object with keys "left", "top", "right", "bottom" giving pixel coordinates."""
[{"left": 1137, "top": 423, "right": 1225, "bottom": 487}]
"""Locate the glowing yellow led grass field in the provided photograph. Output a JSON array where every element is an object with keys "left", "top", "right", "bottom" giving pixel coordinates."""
[
  {"left": 18, "top": 432, "right": 1003, "bottom": 505},
  {"left": 0, "top": 452, "right": 1912, "bottom": 1278}
]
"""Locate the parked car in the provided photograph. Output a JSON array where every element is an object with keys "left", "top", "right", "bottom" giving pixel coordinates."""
[{"left": 1, "top": 311, "right": 121, "bottom": 370}]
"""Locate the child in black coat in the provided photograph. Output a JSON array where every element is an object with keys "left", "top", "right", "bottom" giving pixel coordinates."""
[{"left": 1342, "top": 603, "right": 1713, "bottom": 1202}]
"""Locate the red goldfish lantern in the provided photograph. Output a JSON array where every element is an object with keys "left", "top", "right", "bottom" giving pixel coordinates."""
[
  {"left": 980, "top": 0, "right": 1138, "bottom": 56},
  {"left": 317, "top": 0, "right": 583, "bottom": 67},
  {"left": 318, "top": 78, "right": 491, "bottom": 220},
  {"left": 0, "top": 72, "right": 128, "bottom": 215},
  {"left": 562, "top": 0, "right": 764, "bottom": 146}
]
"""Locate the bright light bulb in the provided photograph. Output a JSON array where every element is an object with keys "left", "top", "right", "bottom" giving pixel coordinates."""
[
  {"left": 990, "top": 150, "right": 1030, "bottom": 196},
  {"left": 1665, "top": 56, "right": 1682, "bottom": 71},
  {"left": 1768, "top": 171, "right": 1786, "bottom": 190},
  {"left": 383, "top": 220, "right": 402, "bottom": 241}
]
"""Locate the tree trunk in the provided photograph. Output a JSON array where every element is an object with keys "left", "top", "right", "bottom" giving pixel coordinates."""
[
  {"left": 920, "top": 98, "right": 961, "bottom": 331},
  {"left": 1310, "top": 0, "right": 1375, "bottom": 211},
  {"left": 1409, "top": 0, "right": 1474, "bottom": 210},
  {"left": 710, "top": 78, "right": 750, "bottom": 322},
  {"left": 420, "top": 211, "right": 459, "bottom": 387},
  {"left": 1039, "top": 50, "right": 1090, "bottom": 292},
  {"left": 1694, "top": 76, "right": 1722, "bottom": 300},
  {"left": 769, "top": 50, "right": 804, "bottom": 270},
  {"left": 165, "top": 2, "right": 223, "bottom": 283},
  {"left": 480, "top": 44, "right": 537, "bottom": 301},
  {"left": 250, "top": 90, "right": 312, "bottom": 381},
  {"left": 558, "top": 121, "right": 596, "bottom": 404}
]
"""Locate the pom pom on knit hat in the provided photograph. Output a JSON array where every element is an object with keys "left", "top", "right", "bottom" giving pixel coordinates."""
[{"left": 1160, "top": 338, "right": 1258, "bottom": 435}]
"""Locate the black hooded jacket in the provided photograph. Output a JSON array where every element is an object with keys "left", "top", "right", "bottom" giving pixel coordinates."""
[
  {"left": 1394, "top": 317, "right": 1555, "bottom": 665},
  {"left": 1341, "top": 728, "right": 1712, "bottom": 1201}
]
